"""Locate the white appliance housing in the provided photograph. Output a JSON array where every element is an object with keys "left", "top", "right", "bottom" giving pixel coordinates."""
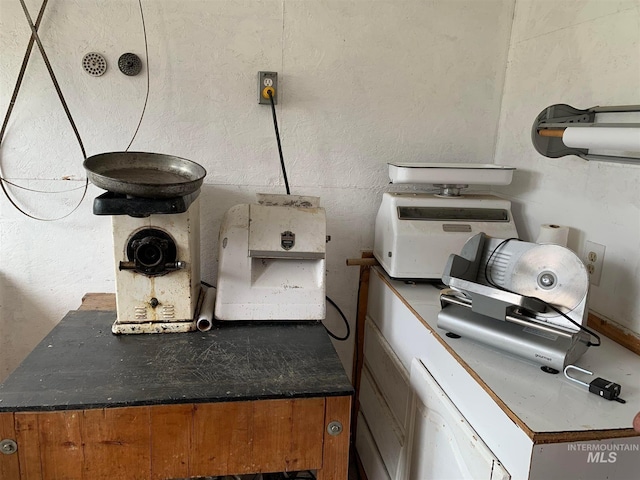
[
  {"left": 112, "top": 198, "right": 201, "bottom": 334},
  {"left": 215, "top": 196, "right": 326, "bottom": 321},
  {"left": 374, "top": 193, "right": 518, "bottom": 279},
  {"left": 374, "top": 163, "right": 518, "bottom": 280}
]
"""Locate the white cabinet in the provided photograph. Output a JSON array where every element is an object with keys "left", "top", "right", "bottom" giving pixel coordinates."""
[
  {"left": 406, "top": 358, "right": 509, "bottom": 480},
  {"left": 355, "top": 412, "right": 391, "bottom": 480},
  {"left": 355, "top": 267, "right": 640, "bottom": 480}
]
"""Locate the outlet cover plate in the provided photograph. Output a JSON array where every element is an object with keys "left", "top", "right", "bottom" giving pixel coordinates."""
[
  {"left": 258, "top": 71, "right": 277, "bottom": 105},
  {"left": 584, "top": 241, "right": 605, "bottom": 286}
]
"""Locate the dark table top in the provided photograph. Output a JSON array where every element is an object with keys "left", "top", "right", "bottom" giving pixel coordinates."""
[{"left": 0, "top": 310, "right": 353, "bottom": 412}]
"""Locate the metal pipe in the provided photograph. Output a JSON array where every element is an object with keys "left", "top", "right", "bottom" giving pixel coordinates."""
[{"left": 196, "top": 286, "right": 216, "bottom": 332}]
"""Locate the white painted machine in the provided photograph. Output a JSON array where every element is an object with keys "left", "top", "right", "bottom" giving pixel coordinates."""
[
  {"left": 374, "top": 163, "right": 518, "bottom": 280},
  {"left": 110, "top": 199, "right": 202, "bottom": 334},
  {"left": 85, "top": 152, "right": 207, "bottom": 335},
  {"left": 215, "top": 194, "right": 327, "bottom": 321}
]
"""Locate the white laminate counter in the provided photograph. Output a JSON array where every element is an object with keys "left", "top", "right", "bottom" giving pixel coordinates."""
[{"left": 375, "top": 267, "right": 640, "bottom": 437}]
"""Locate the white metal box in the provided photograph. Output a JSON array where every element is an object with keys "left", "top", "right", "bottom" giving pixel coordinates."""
[
  {"left": 215, "top": 201, "right": 326, "bottom": 320},
  {"left": 373, "top": 192, "right": 518, "bottom": 279}
]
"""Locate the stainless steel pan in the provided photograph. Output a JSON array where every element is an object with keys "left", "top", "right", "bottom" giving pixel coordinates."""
[{"left": 83, "top": 152, "right": 206, "bottom": 198}]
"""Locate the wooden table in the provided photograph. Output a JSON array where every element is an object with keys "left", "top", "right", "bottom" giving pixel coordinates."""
[{"left": 0, "top": 297, "right": 353, "bottom": 479}]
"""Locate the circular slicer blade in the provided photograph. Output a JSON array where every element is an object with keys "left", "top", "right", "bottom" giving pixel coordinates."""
[{"left": 507, "top": 244, "right": 588, "bottom": 313}]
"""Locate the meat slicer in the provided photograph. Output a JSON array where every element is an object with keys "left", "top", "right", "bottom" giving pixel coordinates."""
[{"left": 437, "top": 233, "right": 593, "bottom": 372}]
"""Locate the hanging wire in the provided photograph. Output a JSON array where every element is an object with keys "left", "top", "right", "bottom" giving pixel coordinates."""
[
  {"left": 0, "top": 179, "right": 87, "bottom": 193},
  {"left": 124, "top": 0, "right": 150, "bottom": 151},
  {"left": 0, "top": 0, "right": 88, "bottom": 221},
  {"left": 264, "top": 88, "right": 349, "bottom": 341},
  {"left": 325, "top": 295, "right": 351, "bottom": 341},
  {"left": 267, "top": 90, "right": 290, "bottom": 194}
]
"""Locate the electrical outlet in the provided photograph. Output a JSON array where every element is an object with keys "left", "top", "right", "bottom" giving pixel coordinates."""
[
  {"left": 258, "top": 71, "right": 277, "bottom": 105},
  {"left": 584, "top": 241, "right": 606, "bottom": 286}
]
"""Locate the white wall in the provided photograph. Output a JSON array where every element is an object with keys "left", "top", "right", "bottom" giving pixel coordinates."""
[
  {"left": 0, "top": 0, "right": 515, "bottom": 381},
  {"left": 495, "top": 0, "right": 640, "bottom": 334}
]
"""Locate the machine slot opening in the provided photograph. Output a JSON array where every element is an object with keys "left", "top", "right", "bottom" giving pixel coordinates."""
[{"left": 397, "top": 207, "right": 509, "bottom": 222}]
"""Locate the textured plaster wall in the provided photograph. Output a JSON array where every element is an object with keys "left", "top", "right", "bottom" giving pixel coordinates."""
[
  {"left": 495, "top": 0, "right": 640, "bottom": 335},
  {"left": 0, "top": 0, "right": 515, "bottom": 381}
]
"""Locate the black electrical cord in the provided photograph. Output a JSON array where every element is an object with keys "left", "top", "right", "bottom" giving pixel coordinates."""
[
  {"left": 264, "top": 90, "right": 343, "bottom": 343},
  {"left": 325, "top": 295, "right": 351, "bottom": 341},
  {"left": 484, "top": 238, "right": 601, "bottom": 347},
  {"left": 267, "top": 90, "right": 290, "bottom": 195}
]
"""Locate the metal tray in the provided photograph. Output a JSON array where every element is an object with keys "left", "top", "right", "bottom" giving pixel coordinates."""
[
  {"left": 83, "top": 152, "right": 206, "bottom": 198},
  {"left": 388, "top": 162, "right": 515, "bottom": 185}
]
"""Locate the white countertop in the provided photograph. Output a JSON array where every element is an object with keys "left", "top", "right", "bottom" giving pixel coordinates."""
[{"left": 379, "top": 269, "right": 640, "bottom": 434}]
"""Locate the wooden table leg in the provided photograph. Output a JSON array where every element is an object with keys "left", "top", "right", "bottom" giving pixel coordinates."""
[
  {"left": 317, "top": 395, "right": 352, "bottom": 480},
  {"left": 0, "top": 413, "right": 19, "bottom": 480}
]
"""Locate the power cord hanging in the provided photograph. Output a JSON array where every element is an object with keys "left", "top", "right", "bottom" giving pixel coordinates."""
[
  {"left": 125, "top": 0, "right": 150, "bottom": 151},
  {"left": 267, "top": 90, "right": 290, "bottom": 195},
  {"left": 325, "top": 296, "right": 351, "bottom": 341},
  {"left": 265, "top": 88, "right": 347, "bottom": 342}
]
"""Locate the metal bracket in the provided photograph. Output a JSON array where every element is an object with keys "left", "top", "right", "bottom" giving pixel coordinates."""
[{"left": 532, "top": 103, "right": 640, "bottom": 164}]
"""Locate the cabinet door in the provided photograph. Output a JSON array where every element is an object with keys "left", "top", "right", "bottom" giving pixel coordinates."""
[
  {"left": 364, "top": 317, "right": 410, "bottom": 433},
  {"left": 359, "top": 367, "right": 405, "bottom": 478},
  {"left": 404, "top": 359, "right": 510, "bottom": 480},
  {"left": 356, "top": 412, "right": 392, "bottom": 480}
]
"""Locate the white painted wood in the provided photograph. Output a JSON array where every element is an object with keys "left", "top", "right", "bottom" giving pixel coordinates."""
[
  {"left": 364, "top": 317, "right": 411, "bottom": 431},
  {"left": 366, "top": 272, "right": 436, "bottom": 373},
  {"left": 356, "top": 412, "right": 392, "bottom": 480},
  {"left": 359, "top": 366, "right": 405, "bottom": 478},
  {"left": 529, "top": 438, "right": 640, "bottom": 480},
  {"left": 367, "top": 273, "right": 536, "bottom": 477},
  {"left": 406, "top": 358, "right": 510, "bottom": 480},
  {"left": 389, "top": 281, "right": 640, "bottom": 433},
  {"left": 361, "top": 268, "right": 640, "bottom": 480}
]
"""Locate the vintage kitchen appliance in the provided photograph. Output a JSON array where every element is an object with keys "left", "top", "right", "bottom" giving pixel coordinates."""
[
  {"left": 374, "top": 163, "right": 518, "bottom": 280},
  {"left": 84, "top": 152, "right": 207, "bottom": 334},
  {"left": 438, "top": 233, "right": 593, "bottom": 372},
  {"left": 215, "top": 194, "right": 326, "bottom": 321}
]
